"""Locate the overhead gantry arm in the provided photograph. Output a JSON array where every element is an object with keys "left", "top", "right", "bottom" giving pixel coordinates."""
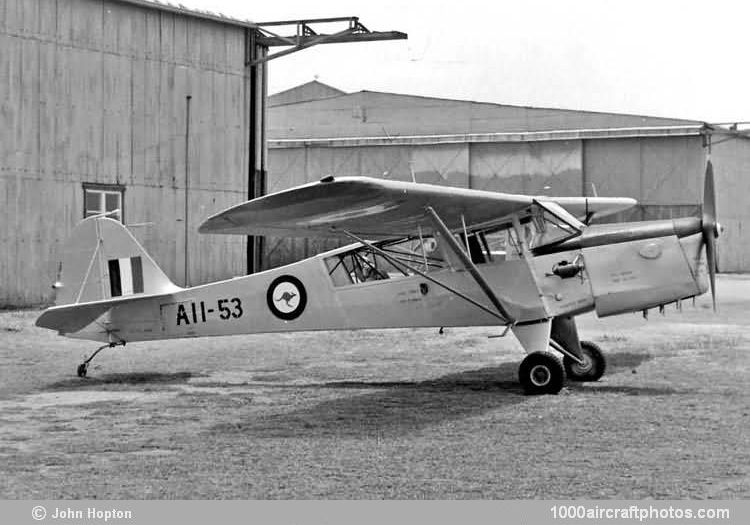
[{"left": 252, "top": 17, "right": 407, "bottom": 66}]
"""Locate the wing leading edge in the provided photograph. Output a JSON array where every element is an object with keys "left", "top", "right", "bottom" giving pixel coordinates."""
[{"left": 198, "top": 177, "right": 636, "bottom": 239}]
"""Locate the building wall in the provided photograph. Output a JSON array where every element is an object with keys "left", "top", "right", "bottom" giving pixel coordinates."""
[
  {"left": 584, "top": 136, "right": 704, "bottom": 204},
  {"left": 710, "top": 137, "right": 750, "bottom": 272},
  {"left": 0, "top": 0, "right": 256, "bottom": 306},
  {"left": 469, "top": 140, "right": 582, "bottom": 196}
]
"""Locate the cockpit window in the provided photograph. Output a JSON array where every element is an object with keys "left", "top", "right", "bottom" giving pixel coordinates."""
[
  {"left": 462, "top": 201, "right": 583, "bottom": 262},
  {"left": 324, "top": 201, "right": 583, "bottom": 286},
  {"left": 528, "top": 200, "right": 584, "bottom": 249}
]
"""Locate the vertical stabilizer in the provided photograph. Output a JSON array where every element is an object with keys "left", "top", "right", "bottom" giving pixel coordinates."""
[{"left": 54, "top": 217, "right": 180, "bottom": 306}]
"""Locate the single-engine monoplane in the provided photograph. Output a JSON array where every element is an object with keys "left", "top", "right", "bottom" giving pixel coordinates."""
[{"left": 37, "top": 162, "right": 721, "bottom": 394}]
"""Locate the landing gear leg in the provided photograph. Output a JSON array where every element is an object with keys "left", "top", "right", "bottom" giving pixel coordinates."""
[
  {"left": 77, "top": 341, "right": 125, "bottom": 377},
  {"left": 550, "top": 316, "right": 607, "bottom": 382}
]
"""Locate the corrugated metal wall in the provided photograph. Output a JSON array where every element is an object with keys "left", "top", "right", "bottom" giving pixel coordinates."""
[
  {"left": 584, "top": 137, "right": 704, "bottom": 203},
  {"left": 0, "top": 0, "right": 256, "bottom": 306},
  {"left": 710, "top": 137, "right": 750, "bottom": 271},
  {"left": 469, "top": 141, "right": 581, "bottom": 195}
]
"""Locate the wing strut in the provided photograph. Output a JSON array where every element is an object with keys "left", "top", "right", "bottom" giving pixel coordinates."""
[
  {"left": 425, "top": 206, "right": 517, "bottom": 324},
  {"left": 340, "top": 230, "right": 512, "bottom": 325}
]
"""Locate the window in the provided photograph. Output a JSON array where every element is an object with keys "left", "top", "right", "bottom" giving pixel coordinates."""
[
  {"left": 83, "top": 184, "right": 124, "bottom": 221},
  {"left": 325, "top": 246, "right": 404, "bottom": 286},
  {"left": 324, "top": 239, "right": 446, "bottom": 287}
]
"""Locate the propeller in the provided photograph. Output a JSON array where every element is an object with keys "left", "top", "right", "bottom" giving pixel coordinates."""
[{"left": 701, "top": 160, "right": 720, "bottom": 311}]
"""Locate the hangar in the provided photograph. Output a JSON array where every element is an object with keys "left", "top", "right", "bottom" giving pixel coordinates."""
[
  {"left": 0, "top": 0, "right": 404, "bottom": 307},
  {"left": 266, "top": 81, "right": 750, "bottom": 272}
]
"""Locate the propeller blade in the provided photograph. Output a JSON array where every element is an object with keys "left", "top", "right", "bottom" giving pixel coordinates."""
[
  {"left": 701, "top": 160, "right": 718, "bottom": 311},
  {"left": 702, "top": 160, "right": 717, "bottom": 231},
  {"left": 705, "top": 230, "right": 717, "bottom": 311}
]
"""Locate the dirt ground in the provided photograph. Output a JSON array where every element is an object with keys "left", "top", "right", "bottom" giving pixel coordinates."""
[{"left": 0, "top": 275, "right": 748, "bottom": 499}]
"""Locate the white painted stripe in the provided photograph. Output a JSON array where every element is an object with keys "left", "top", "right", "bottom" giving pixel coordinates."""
[{"left": 119, "top": 257, "right": 133, "bottom": 296}]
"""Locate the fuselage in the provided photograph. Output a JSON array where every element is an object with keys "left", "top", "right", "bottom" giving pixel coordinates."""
[{"left": 67, "top": 218, "right": 708, "bottom": 343}]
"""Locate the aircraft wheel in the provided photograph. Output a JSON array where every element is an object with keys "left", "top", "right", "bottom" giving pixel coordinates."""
[
  {"left": 563, "top": 340, "right": 605, "bottom": 382},
  {"left": 77, "top": 363, "right": 88, "bottom": 378},
  {"left": 518, "top": 352, "right": 565, "bottom": 395}
]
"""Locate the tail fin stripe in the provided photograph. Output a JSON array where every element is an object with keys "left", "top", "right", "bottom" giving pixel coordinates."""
[
  {"left": 108, "top": 259, "right": 122, "bottom": 297},
  {"left": 131, "top": 256, "right": 144, "bottom": 293},
  {"left": 120, "top": 257, "right": 133, "bottom": 295}
]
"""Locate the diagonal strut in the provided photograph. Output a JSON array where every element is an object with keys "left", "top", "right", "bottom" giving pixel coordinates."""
[{"left": 425, "top": 206, "right": 516, "bottom": 324}]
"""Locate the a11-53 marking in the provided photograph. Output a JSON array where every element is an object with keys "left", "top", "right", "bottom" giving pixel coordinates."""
[{"left": 176, "top": 298, "right": 243, "bottom": 326}]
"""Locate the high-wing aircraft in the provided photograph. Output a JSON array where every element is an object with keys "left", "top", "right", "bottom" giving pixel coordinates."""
[{"left": 36, "top": 162, "right": 721, "bottom": 394}]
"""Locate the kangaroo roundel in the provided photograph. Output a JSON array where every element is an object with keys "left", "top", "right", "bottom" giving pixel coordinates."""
[{"left": 267, "top": 275, "right": 307, "bottom": 320}]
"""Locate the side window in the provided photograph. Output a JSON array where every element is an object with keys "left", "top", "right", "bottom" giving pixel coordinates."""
[
  {"left": 324, "top": 244, "right": 416, "bottom": 287},
  {"left": 83, "top": 184, "right": 124, "bottom": 221}
]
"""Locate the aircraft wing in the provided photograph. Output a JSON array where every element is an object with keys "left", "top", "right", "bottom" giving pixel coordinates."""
[{"left": 199, "top": 176, "right": 636, "bottom": 239}]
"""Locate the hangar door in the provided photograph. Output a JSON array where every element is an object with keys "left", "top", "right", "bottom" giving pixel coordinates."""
[{"left": 469, "top": 140, "right": 582, "bottom": 196}]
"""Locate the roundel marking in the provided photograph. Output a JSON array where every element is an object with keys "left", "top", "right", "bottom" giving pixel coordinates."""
[{"left": 267, "top": 275, "right": 307, "bottom": 321}]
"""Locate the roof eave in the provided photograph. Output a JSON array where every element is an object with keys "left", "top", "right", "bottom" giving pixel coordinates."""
[
  {"left": 113, "top": 0, "right": 257, "bottom": 29},
  {"left": 269, "top": 125, "right": 709, "bottom": 148}
]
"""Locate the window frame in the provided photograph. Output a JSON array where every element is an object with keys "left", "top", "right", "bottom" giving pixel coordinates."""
[{"left": 82, "top": 183, "right": 125, "bottom": 222}]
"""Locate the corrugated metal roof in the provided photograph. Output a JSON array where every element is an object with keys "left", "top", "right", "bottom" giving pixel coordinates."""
[
  {"left": 114, "top": 0, "right": 257, "bottom": 28},
  {"left": 268, "top": 87, "right": 705, "bottom": 139},
  {"left": 268, "top": 125, "right": 709, "bottom": 148},
  {"left": 269, "top": 81, "right": 347, "bottom": 107},
  {"left": 353, "top": 90, "right": 703, "bottom": 125}
]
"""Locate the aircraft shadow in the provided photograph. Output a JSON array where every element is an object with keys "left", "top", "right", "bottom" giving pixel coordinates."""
[
  {"left": 603, "top": 351, "right": 654, "bottom": 372},
  {"left": 213, "top": 362, "right": 525, "bottom": 439},
  {"left": 46, "top": 371, "right": 196, "bottom": 390},
  {"left": 211, "top": 351, "right": 659, "bottom": 439},
  {"left": 568, "top": 384, "right": 684, "bottom": 396}
]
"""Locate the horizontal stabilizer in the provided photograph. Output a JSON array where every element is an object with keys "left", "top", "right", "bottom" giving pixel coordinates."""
[{"left": 36, "top": 292, "right": 172, "bottom": 335}]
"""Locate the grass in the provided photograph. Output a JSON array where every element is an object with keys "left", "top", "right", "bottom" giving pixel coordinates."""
[{"left": 0, "top": 276, "right": 748, "bottom": 498}]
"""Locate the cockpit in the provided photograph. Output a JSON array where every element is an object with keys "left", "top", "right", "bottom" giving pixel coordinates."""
[{"left": 323, "top": 200, "right": 584, "bottom": 287}]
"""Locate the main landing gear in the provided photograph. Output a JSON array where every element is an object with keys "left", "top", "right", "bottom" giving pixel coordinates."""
[
  {"left": 77, "top": 341, "right": 125, "bottom": 377},
  {"left": 518, "top": 340, "right": 607, "bottom": 395},
  {"left": 563, "top": 340, "right": 606, "bottom": 382},
  {"left": 518, "top": 352, "right": 565, "bottom": 395}
]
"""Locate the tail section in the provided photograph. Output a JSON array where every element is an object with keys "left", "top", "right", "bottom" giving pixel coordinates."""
[{"left": 54, "top": 216, "right": 179, "bottom": 306}]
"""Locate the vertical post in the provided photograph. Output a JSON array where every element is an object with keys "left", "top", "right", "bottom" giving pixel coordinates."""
[
  {"left": 246, "top": 30, "right": 267, "bottom": 275},
  {"left": 184, "top": 95, "right": 192, "bottom": 287},
  {"left": 581, "top": 140, "right": 588, "bottom": 197}
]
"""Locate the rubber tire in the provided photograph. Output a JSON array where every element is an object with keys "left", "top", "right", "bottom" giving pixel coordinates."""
[
  {"left": 518, "top": 352, "right": 565, "bottom": 395},
  {"left": 563, "top": 340, "right": 606, "bottom": 382}
]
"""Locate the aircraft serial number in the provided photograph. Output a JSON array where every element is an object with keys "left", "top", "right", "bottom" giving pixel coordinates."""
[{"left": 176, "top": 298, "right": 243, "bottom": 326}]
